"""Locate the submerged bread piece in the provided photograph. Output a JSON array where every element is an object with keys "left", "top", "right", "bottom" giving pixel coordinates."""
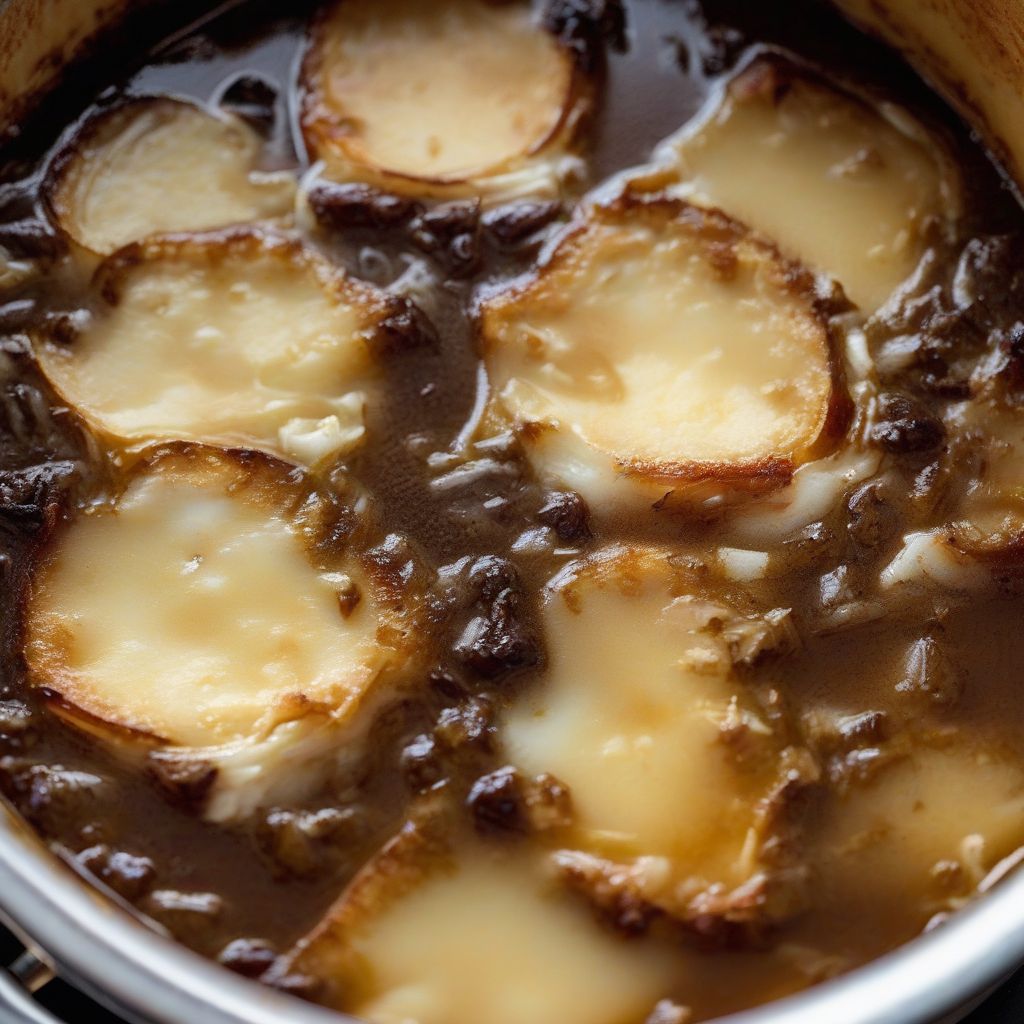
[
  {"left": 301, "top": 0, "right": 586, "bottom": 199},
  {"left": 282, "top": 821, "right": 675, "bottom": 1024},
  {"left": 659, "top": 58, "right": 958, "bottom": 312},
  {"left": 481, "top": 198, "right": 847, "bottom": 508},
  {"left": 503, "top": 548, "right": 811, "bottom": 932},
  {"left": 35, "top": 230, "right": 390, "bottom": 466},
  {"left": 25, "top": 446, "right": 409, "bottom": 820},
  {"left": 47, "top": 98, "right": 295, "bottom": 256}
]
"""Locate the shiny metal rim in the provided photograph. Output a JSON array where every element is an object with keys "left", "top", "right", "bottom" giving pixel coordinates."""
[{"left": 1, "top": 805, "right": 1023, "bottom": 1024}]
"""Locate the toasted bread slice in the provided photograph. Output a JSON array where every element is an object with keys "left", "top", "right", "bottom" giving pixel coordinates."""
[
  {"left": 279, "top": 816, "right": 675, "bottom": 1024},
  {"left": 300, "top": 0, "right": 589, "bottom": 200},
  {"left": 34, "top": 228, "right": 393, "bottom": 467},
  {"left": 481, "top": 197, "right": 849, "bottom": 510},
  {"left": 502, "top": 547, "right": 812, "bottom": 933},
  {"left": 46, "top": 98, "right": 295, "bottom": 256},
  {"left": 658, "top": 58, "right": 959, "bottom": 312},
  {"left": 25, "top": 445, "right": 417, "bottom": 820}
]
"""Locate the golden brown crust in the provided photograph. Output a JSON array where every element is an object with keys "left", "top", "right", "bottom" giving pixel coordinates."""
[
  {"left": 30, "top": 225, "right": 404, "bottom": 470},
  {"left": 22, "top": 442, "right": 342, "bottom": 741},
  {"left": 480, "top": 194, "right": 852, "bottom": 492},
  {"left": 43, "top": 97, "right": 186, "bottom": 239},
  {"left": 43, "top": 97, "right": 295, "bottom": 257},
  {"left": 89, "top": 224, "right": 394, "bottom": 328},
  {"left": 20, "top": 440, "right": 430, "bottom": 755},
  {"left": 299, "top": 0, "right": 594, "bottom": 195}
]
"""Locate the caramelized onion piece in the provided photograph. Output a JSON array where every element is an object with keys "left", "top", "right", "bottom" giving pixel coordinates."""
[
  {"left": 502, "top": 547, "right": 812, "bottom": 933},
  {"left": 25, "top": 446, "right": 414, "bottom": 820},
  {"left": 301, "top": 0, "right": 587, "bottom": 198},
  {"left": 34, "top": 229, "right": 391, "bottom": 466},
  {"left": 880, "top": 401, "right": 1024, "bottom": 589},
  {"left": 46, "top": 98, "right": 295, "bottom": 256},
  {"left": 279, "top": 817, "right": 675, "bottom": 1024},
  {"left": 659, "top": 58, "right": 959, "bottom": 312},
  {"left": 481, "top": 197, "right": 848, "bottom": 510}
]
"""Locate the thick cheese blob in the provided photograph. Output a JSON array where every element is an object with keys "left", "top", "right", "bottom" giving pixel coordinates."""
[
  {"left": 46, "top": 98, "right": 295, "bottom": 256},
  {"left": 503, "top": 548, "right": 805, "bottom": 924},
  {"left": 301, "top": 0, "right": 585, "bottom": 199},
  {"left": 25, "top": 447, "right": 405, "bottom": 820},
  {"left": 481, "top": 198, "right": 845, "bottom": 509},
  {"left": 285, "top": 826, "right": 675, "bottom": 1024},
  {"left": 35, "top": 230, "right": 389, "bottom": 467},
  {"left": 817, "top": 741, "right": 1024, "bottom": 916},
  {"left": 657, "top": 59, "right": 958, "bottom": 312}
]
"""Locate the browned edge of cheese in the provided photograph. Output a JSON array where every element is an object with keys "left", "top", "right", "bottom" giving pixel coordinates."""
[
  {"left": 298, "top": 0, "right": 596, "bottom": 191},
  {"left": 22, "top": 440, "right": 416, "bottom": 749},
  {"left": 479, "top": 193, "right": 854, "bottom": 495}
]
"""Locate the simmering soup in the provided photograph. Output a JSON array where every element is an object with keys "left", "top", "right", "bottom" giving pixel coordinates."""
[{"left": 2, "top": 2, "right": 1024, "bottom": 1022}]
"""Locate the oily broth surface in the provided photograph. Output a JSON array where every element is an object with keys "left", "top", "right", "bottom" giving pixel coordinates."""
[{"left": 1, "top": 0, "right": 1024, "bottom": 1019}]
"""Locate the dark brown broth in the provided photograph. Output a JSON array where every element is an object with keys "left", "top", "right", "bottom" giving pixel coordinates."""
[{"left": 1, "top": 0, "right": 1024, "bottom": 1018}]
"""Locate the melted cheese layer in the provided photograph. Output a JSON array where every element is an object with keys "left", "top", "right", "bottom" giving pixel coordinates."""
[
  {"left": 818, "top": 742, "right": 1024, "bottom": 910},
  {"left": 35, "top": 231, "right": 385, "bottom": 465},
  {"left": 288, "top": 828, "right": 674, "bottom": 1024},
  {"left": 661, "top": 59, "right": 958, "bottom": 312},
  {"left": 353, "top": 856, "right": 671, "bottom": 1024},
  {"left": 25, "top": 449, "right": 385, "bottom": 749},
  {"left": 482, "top": 199, "right": 841, "bottom": 504},
  {"left": 302, "top": 0, "right": 579, "bottom": 195},
  {"left": 47, "top": 98, "right": 295, "bottom": 256},
  {"left": 503, "top": 549, "right": 786, "bottom": 886}
]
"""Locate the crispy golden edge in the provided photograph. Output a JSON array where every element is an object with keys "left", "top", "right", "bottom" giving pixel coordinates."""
[
  {"left": 43, "top": 96, "right": 279, "bottom": 256},
  {"left": 89, "top": 224, "right": 394, "bottom": 323},
  {"left": 272, "top": 804, "right": 454, "bottom": 1008},
  {"left": 479, "top": 195, "right": 853, "bottom": 491},
  {"left": 298, "top": 0, "right": 594, "bottom": 190},
  {"left": 22, "top": 441, "right": 403, "bottom": 747},
  {"left": 31, "top": 225, "right": 400, "bottom": 456}
]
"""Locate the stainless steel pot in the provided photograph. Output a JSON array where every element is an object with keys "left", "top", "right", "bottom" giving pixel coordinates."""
[{"left": 2, "top": 2, "right": 1024, "bottom": 1022}]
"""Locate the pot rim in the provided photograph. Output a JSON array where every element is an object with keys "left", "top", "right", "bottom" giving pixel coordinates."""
[{"left": 1, "top": 805, "right": 1022, "bottom": 1024}]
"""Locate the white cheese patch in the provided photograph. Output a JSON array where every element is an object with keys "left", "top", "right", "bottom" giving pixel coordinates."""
[
  {"left": 880, "top": 530, "right": 990, "bottom": 592},
  {"left": 285, "top": 831, "right": 675, "bottom": 1024},
  {"left": 718, "top": 546, "right": 771, "bottom": 582},
  {"left": 658, "top": 58, "right": 959, "bottom": 312},
  {"left": 481, "top": 198, "right": 844, "bottom": 511},
  {"left": 25, "top": 448, "right": 408, "bottom": 820},
  {"left": 47, "top": 98, "right": 296, "bottom": 256},
  {"left": 301, "top": 0, "right": 587, "bottom": 199},
  {"left": 724, "top": 445, "right": 882, "bottom": 546},
  {"left": 502, "top": 549, "right": 790, "bottom": 893},
  {"left": 278, "top": 394, "right": 366, "bottom": 467},
  {"left": 35, "top": 231, "right": 389, "bottom": 466}
]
